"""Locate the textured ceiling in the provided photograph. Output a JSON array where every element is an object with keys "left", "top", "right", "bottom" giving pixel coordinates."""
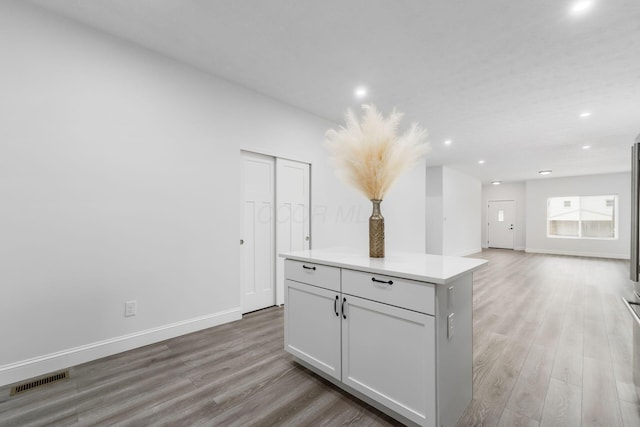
[{"left": 30, "top": 0, "right": 640, "bottom": 183}]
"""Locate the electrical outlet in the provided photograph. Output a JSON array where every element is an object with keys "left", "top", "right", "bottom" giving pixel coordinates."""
[
  {"left": 124, "top": 300, "right": 137, "bottom": 317},
  {"left": 447, "top": 313, "right": 454, "bottom": 340}
]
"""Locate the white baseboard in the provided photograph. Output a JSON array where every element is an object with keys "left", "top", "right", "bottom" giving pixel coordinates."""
[
  {"left": 0, "top": 307, "right": 242, "bottom": 387},
  {"left": 481, "top": 245, "right": 525, "bottom": 251},
  {"left": 525, "top": 248, "right": 630, "bottom": 260},
  {"left": 458, "top": 248, "right": 483, "bottom": 256}
]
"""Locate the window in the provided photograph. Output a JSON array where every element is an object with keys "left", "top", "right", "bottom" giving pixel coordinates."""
[{"left": 547, "top": 195, "right": 618, "bottom": 239}]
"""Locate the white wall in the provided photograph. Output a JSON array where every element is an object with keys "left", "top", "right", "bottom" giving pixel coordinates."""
[
  {"left": 426, "top": 166, "right": 482, "bottom": 256},
  {"left": 525, "top": 173, "right": 630, "bottom": 259},
  {"left": 425, "top": 167, "right": 444, "bottom": 255},
  {"left": 442, "top": 168, "right": 482, "bottom": 256},
  {"left": 384, "top": 165, "right": 428, "bottom": 253},
  {"left": 481, "top": 182, "right": 526, "bottom": 250},
  {"left": 0, "top": 1, "right": 425, "bottom": 385}
]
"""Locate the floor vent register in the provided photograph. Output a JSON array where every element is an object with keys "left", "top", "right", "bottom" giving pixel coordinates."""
[{"left": 10, "top": 370, "right": 69, "bottom": 396}]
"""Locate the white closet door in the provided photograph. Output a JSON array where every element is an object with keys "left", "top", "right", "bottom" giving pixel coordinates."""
[
  {"left": 240, "top": 152, "right": 275, "bottom": 313},
  {"left": 276, "top": 158, "right": 310, "bottom": 305}
]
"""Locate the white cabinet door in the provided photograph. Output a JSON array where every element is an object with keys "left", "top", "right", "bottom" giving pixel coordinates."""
[
  {"left": 341, "top": 295, "right": 436, "bottom": 427},
  {"left": 284, "top": 280, "right": 341, "bottom": 380}
]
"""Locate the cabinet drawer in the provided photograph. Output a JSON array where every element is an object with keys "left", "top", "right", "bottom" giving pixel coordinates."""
[
  {"left": 284, "top": 259, "right": 341, "bottom": 292},
  {"left": 342, "top": 269, "right": 435, "bottom": 315}
]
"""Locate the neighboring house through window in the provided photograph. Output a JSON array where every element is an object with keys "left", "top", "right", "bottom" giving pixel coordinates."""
[{"left": 547, "top": 195, "right": 618, "bottom": 239}]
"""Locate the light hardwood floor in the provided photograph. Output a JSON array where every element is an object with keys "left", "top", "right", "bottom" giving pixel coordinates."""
[{"left": 1, "top": 249, "right": 639, "bottom": 426}]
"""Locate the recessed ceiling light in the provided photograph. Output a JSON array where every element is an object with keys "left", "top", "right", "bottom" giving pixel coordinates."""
[
  {"left": 354, "top": 86, "right": 368, "bottom": 99},
  {"left": 539, "top": 170, "right": 552, "bottom": 175},
  {"left": 478, "top": 160, "right": 485, "bottom": 165},
  {"left": 582, "top": 145, "right": 591, "bottom": 150},
  {"left": 491, "top": 181, "right": 501, "bottom": 185},
  {"left": 570, "top": 0, "right": 594, "bottom": 15},
  {"left": 580, "top": 111, "right": 592, "bottom": 118},
  {"left": 444, "top": 139, "right": 452, "bottom": 146}
]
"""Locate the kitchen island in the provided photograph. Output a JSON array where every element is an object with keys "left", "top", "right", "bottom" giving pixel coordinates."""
[{"left": 281, "top": 248, "right": 487, "bottom": 427}]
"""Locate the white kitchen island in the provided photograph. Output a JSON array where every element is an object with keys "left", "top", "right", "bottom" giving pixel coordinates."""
[{"left": 281, "top": 248, "right": 487, "bottom": 427}]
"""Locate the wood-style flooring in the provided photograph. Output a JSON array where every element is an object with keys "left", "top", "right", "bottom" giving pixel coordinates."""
[{"left": 1, "top": 249, "right": 639, "bottom": 426}]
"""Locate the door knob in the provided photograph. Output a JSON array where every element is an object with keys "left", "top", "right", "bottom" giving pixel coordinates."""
[{"left": 240, "top": 239, "right": 244, "bottom": 245}]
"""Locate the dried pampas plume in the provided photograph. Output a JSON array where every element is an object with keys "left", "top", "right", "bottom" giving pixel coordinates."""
[{"left": 324, "top": 104, "right": 430, "bottom": 201}]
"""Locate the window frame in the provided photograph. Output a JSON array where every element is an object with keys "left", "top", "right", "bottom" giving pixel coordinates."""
[{"left": 546, "top": 194, "right": 619, "bottom": 240}]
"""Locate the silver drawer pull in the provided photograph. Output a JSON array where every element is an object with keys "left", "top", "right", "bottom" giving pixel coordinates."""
[
  {"left": 302, "top": 265, "right": 316, "bottom": 271},
  {"left": 372, "top": 277, "right": 393, "bottom": 285}
]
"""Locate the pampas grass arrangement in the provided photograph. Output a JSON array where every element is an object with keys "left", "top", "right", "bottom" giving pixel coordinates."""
[
  {"left": 325, "top": 104, "right": 430, "bottom": 257},
  {"left": 325, "top": 104, "right": 429, "bottom": 200}
]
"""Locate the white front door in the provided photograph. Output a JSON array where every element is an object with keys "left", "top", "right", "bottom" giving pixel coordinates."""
[
  {"left": 240, "top": 152, "right": 275, "bottom": 313},
  {"left": 276, "top": 158, "right": 310, "bottom": 305},
  {"left": 487, "top": 200, "right": 515, "bottom": 249}
]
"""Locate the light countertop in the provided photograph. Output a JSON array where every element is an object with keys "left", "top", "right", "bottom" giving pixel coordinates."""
[{"left": 280, "top": 247, "right": 487, "bottom": 285}]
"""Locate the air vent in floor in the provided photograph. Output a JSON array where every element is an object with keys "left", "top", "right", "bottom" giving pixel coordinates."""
[{"left": 10, "top": 370, "right": 69, "bottom": 396}]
